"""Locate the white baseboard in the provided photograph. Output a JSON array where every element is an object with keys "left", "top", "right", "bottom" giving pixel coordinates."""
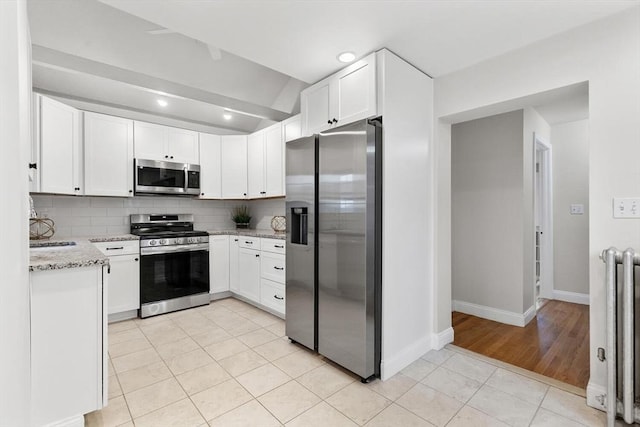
[
  {"left": 553, "top": 290, "right": 589, "bottom": 305},
  {"left": 108, "top": 309, "right": 137, "bottom": 323},
  {"left": 523, "top": 305, "right": 536, "bottom": 326},
  {"left": 586, "top": 380, "right": 606, "bottom": 412},
  {"left": 432, "top": 327, "right": 454, "bottom": 350},
  {"left": 43, "top": 414, "right": 84, "bottom": 427},
  {"left": 380, "top": 334, "right": 431, "bottom": 381},
  {"left": 452, "top": 300, "right": 530, "bottom": 327}
]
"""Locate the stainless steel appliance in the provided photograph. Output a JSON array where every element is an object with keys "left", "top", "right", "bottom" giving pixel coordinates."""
[
  {"left": 285, "top": 118, "right": 382, "bottom": 381},
  {"left": 131, "top": 214, "right": 210, "bottom": 318},
  {"left": 135, "top": 159, "right": 201, "bottom": 196}
]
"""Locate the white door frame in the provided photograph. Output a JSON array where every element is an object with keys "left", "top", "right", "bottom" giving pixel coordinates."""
[{"left": 534, "top": 133, "right": 554, "bottom": 300}]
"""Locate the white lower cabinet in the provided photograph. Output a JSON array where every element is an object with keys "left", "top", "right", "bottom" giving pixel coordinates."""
[
  {"left": 226, "top": 235, "right": 286, "bottom": 317},
  {"left": 93, "top": 240, "right": 140, "bottom": 316},
  {"left": 210, "top": 235, "right": 230, "bottom": 293},
  {"left": 237, "top": 247, "right": 261, "bottom": 302},
  {"left": 261, "top": 278, "right": 285, "bottom": 314},
  {"left": 229, "top": 236, "right": 240, "bottom": 293},
  {"left": 260, "top": 238, "right": 286, "bottom": 316},
  {"left": 30, "top": 265, "right": 106, "bottom": 426}
]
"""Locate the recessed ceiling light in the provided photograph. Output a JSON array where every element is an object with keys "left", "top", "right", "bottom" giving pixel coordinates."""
[
  {"left": 223, "top": 113, "right": 232, "bottom": 120},
  {"left": 157, "top": 99, "right": 168, "bottom": 107},
  {"left": 337, "top": 52, "right": 356, "bottom": 63}
]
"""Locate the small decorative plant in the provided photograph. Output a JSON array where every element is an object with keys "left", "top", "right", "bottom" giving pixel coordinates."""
[{"left": 231, "top": 205, "right": 251, "bottom": 228}]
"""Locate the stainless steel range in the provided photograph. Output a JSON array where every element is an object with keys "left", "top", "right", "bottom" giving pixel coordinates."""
[{"left": 130, "top": 214, "right": 210, "bottom": 318}]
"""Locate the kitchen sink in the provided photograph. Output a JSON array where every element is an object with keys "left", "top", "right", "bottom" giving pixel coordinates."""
[{"left": 30, "top": 241, "right": 77, "bottom": 249}]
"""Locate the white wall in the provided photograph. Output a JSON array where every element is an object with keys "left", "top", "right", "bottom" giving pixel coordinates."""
[
  {"left": 552, "top": 119, "right": 589, "bottom": 296},
  {"left": 31, "top": 195, "right": 283, "bottom": 237},
  {"left": 451, "top": 110, "right": 525, "bottom": 315},
  {"left": 433, "top": 7, "right": 640, "bottom": 406},
  {"left": 0, "top": 0, "right": 31, "bottom": 423}
]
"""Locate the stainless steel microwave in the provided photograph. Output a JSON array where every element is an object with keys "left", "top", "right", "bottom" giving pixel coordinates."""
[{"left": 134, "top": 159, "right": 200, "bottom": 196}]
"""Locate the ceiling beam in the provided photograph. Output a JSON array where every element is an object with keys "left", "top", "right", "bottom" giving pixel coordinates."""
[{"left": 32, "top": 44, "right": 292, "bottom": 122}]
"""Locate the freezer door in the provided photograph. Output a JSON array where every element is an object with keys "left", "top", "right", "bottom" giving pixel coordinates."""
[
  {"left": 285, "top": 135, "right": 316, "bottom": 351},
  {"left": 318, "top": 120, "right": 380, "bottom": 379}
]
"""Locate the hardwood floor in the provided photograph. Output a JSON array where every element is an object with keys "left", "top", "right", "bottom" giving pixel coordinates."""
[{"left": 452, "top": 299, "right": 590, "bottom": 389}]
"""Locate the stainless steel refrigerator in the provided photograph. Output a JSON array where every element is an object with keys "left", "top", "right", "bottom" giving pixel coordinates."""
[{"left": 285, "top": 118, "right": 382, "bottom": 381}]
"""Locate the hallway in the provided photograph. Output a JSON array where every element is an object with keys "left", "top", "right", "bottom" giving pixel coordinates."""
[{"left": 452, "top": 300, "right": 589, "bottom": 389}]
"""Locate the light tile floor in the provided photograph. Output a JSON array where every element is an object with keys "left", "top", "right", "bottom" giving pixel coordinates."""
[{"left": 86, "top": 298, "right": 608, "bottom": 427}]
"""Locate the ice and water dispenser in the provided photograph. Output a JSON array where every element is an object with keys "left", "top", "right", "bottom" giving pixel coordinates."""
[{"left": 290, "top": 207, "right": 308, "bottom": 245}]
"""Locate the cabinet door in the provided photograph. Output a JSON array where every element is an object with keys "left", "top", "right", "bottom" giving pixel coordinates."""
[
  {"left": 229, "top": 236, "right": 240, "bottom": 293},
  {"left": 247, "top": 131, "right": 265, "bottom": 198},
  {"left": 84, "top": 112, "right": 134, "bottom": 197},
  {"left": 30, "top": 267, "right": 103, "bottom": 426},
  {"left": 333, "top": 53, "right": 377, "bottom": 126},
  {"left": 301, "top": 78, "right": 331, "bottom": 136},
  {"left": 237, "top": 248, "right": 261, "bottom": 302},
  {"left": 30, "top": 93, "right": 41, "bottom": 193},
  {"left": 210, "top": 235, "right": 230, "bottom": 294},
  {"left": 168, "top": 127, "right": 199, "bottom": 164},
  {"left": 107, "top": 254, "right": 140, "bottom": 314},
  {"left": 264, "top": 124, "right": 284, "bottom": 197},
  {"left": 221, "top": 135, "right": 248, "bottom": 199},
  {"left": 39, "top": 96, "right": 82, "bottom": 195},
  {"left": 282, "top": 114, "right": 302, "bottom": 142},
  {"left": 199, "top": 133, "right": 222, "bottom": 199},
  {"left": 134, "top": 121, "right": 167, "bottom": 161}
]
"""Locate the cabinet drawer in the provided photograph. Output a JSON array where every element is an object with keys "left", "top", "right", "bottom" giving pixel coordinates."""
[
  {"left": 261, "top": 279, "right": 285, "bottom": 315},
  {"left": 261, "top": 238, "right": 286, "bottom": 255},
  {"left": 260, "top": 252, "right": 285, "bottom": 283},
  {"left": 238, "top": 236, "right": 261, "bottom": 250},
  {"left": 93, "top": 240, "right": 139, "bottom": 256}
]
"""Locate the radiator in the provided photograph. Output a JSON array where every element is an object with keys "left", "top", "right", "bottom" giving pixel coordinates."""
[{"left": 602, "top": 247, "right": 640, "bottom": 426}]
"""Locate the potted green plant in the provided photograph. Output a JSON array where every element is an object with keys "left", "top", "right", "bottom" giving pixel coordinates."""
[{"left": 231, "top": 205, "right": 251, "bottom": 229}]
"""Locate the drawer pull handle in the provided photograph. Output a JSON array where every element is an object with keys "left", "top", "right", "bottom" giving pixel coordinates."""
[
  {"left": 245, "top": 241, "right": 253, "bottom": 244},
  {"left": 273, "top": 266, "right": 284, "bottom": 271},
  {"left": 274, "top": 295, "right": 284, "bottom": 300},
  {"left": 106, "top": 246, "right": 124, "bottom": 250},
  {"left": 274, "top": 245, "right": 284, "bottom": 248}
]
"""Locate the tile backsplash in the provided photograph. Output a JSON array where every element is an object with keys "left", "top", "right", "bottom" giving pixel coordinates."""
[{"left": 31, "top": 195, "right": 285, "bottom": 238}]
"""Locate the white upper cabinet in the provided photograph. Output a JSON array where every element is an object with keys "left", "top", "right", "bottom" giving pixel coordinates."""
[
  {"left": 247, "top": 122, "right": 284, "bottom": 199},
  {"left": 301, "top": 80, "right": 331, "bottom": 135},
  {"left": 199, "top": 133, "right": 222, "bottom": 199},
  {"left": 301, "top": 52, "right": 377, "bottom": 136},
  {"left": 134, "top": 121, "right": 199, "bottom": 164},
  {"left": 84, "top": 112, "right": 134, "bottom": 197},
  {"left": 167, "top": 127, "right": 199, "bottom": 164},
  {"left": 282, "top": 114, "right": 302, "bottom": 142},
  {"left": 247, "top": 131, "right": 265, "bottom": 198},
  {"left": 220, "top": 135, "right": 248, "bottom": 199},
  {"left": 38, "top": 95, "right": 83, "bottom": 195},
  {"left": 264, "top": 124, "right": 284, "bottom": 197}
]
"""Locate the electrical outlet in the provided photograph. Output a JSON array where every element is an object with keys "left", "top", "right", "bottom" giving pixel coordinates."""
[
  {"left": 570, "top": 204, "right": 584, "bottom": 215},
  {"left": 613, "top": 198, "right": 640, "bottom": 218}
]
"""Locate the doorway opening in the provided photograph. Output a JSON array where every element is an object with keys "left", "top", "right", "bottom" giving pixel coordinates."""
[
  {"left": 446, "top": 82, "right": 590, "bottom": 389},
  {"left": 534, "top": 133, "right": 553, "bottom": 311}
]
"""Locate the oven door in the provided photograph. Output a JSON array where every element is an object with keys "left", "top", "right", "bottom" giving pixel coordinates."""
[{"left": 139, "top": 245, "right": 210, "bottom": 306}]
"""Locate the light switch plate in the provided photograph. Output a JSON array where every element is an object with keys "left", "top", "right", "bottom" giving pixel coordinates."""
[
  {"left": 613, "top": 198, "right": 640, "bottom": 218},
  {"left": 570, "top": 204, "right": 584, "bottom": 215}
]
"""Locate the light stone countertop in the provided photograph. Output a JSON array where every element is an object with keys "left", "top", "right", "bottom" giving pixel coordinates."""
[
  {"left": 88, "top": 234, "right": 139, "bottom": 243},
  {"left": 207, "top": 229, "right": 286, "bottom": 240},
  {"left": 29, "top": 239, "right": 109, "bottom": 272},
  {"left": 29, "top": 230, "right": 284, "bottom": 272}
]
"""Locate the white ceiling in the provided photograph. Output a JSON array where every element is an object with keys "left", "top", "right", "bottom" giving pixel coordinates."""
[
  {"left": 27, "top": 0, "right": 636, "bottom": 132},
  {"left": 100, "top": 0, "right": 639, "bottom": 82}
]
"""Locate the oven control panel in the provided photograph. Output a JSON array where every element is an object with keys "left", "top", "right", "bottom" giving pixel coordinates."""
[{"left": 140, "top": 235, "right": 209, "bottom": 248}]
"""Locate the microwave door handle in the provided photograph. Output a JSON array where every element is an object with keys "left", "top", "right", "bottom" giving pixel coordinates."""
[{"left": 184, "top": 167, "right": 188, "bottom": 193}]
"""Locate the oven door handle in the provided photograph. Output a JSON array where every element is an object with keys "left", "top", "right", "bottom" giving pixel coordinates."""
[{"left": 140, "top": 244, "right": 209, "bottom": 255}]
